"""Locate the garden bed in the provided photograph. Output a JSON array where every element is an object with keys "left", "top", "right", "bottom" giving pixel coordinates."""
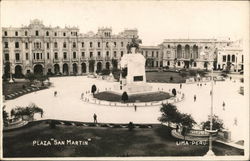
[{"left": 93, "top": 91, "right": 171, "bottom": 103}]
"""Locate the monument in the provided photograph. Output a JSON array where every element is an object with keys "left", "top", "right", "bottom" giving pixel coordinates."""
[{"left": 114, "top": 37, "right": 152, "bottom": 94}]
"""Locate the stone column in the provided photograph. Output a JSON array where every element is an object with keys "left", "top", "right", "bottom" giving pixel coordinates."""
[{"left": 86, "top": 61, "right": 89, "bottom": 73}]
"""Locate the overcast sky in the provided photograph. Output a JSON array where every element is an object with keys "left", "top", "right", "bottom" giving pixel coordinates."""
[{"left": 1, "top": 0, "right": 249, "bottom": 45}]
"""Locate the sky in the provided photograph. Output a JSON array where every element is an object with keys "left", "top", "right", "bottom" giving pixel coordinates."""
[{"left": 1, "top": 0, "right": 249, "bottom": 45}]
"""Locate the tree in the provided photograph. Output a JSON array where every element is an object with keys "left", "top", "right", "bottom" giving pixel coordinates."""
[
  {"left": 25, "top": 73, "right": 36, "bottom": 83},
  {"left": 158, "top": 103, "right": 180, "bottom": 125},
  {"left": 10, "top": 103, "right": 44, "bottom": 121},
  {"left": 112, "top": 69, "right": 121, "bottom": 81},
  {"left": 100, "top": 69, "right": 110, "bottom": 75},
  {"left": 179, "top": 113, "right": 196, "bottom": 129},
  {"left": 91, "top": 84, "right": 97, "bottom": 94},
  {"left": 225, "top": 62, "right": 232, "bottom": 73},
  {"left": 202, "top": 115, "right": 224, "bottom": 131},
  {"left": 3, "top": 105, "right": 9, "bottom": 127},
  {"left": 121, "top": 91, "right": 129, "bottom": 102},
  {"left": 172, "top": 88, "right": 177, "bottom": 96},
  {"left": 128, "top": 122, "right": 134, "bottom": 131}
]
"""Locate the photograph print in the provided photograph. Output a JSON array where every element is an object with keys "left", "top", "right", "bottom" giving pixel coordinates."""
[{"left": 1, "top": 0, "right": 249, "bottom": 160}]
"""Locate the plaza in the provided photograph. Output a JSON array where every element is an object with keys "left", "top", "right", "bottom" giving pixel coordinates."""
[{"left": 3, "top": 74, "right": 246, "bottom": 143}]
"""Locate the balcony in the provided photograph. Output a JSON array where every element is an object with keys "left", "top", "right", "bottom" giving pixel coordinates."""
[
  {"left": 32, "top": 59, "right": 45, "bottom": 63},
  {"left": 96, "top": 56, "right": 103, "bottom": 61},
  {"left": 14, "top": 60, "right": 23, "bottom": 64},
  {"left": 105, "top": 56, "right": 111, "bottom": 61},
  {"left": 89, "top": 57, "right": 96, "bottom": 61},
  {"left": 53, "top": 58, "right": 60, "bottom": 63},
  {"left": 72, "top": 58, "right": 79, "bottom": 62},
  {"left": 62, "top": 58, "right": 70, "bottom": 62},
  {"left": 80, "top": 57, "right": 88, "bottom": 61}
]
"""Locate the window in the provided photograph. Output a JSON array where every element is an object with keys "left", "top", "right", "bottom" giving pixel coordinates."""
[
  {"left": 194, "top": 62, "right": 197, "bottom": 67},
  {"left": 54, "top": 52, "right": 58, "bottom": 59},
  {"left": 47, "top": 53, "right": 50, "bottom": 59},
  {"left": 90, "top": 42, "right": 93, "bottom": 48},
  {"left": 4, "top": 31, "right": 7, "bottom": 36},
  {"left": 121, "top": 51, "right": 123, "bottom": 57},
  {"left": 33, "top": 53, "right": 35, "bottom": 60},
  {"left": 121, "top": 42, "right": 124, "bottom": 47},
  {"left": 114, "top": 42, "right": 116, "bottom": 47},
  {"left": 106, "top": 42, "right": 109, "bottom": 48},
  {"left": 46, "top": 31, "right": 49, "bottom": 36},
  {"left": 40, "top": 53, "right": 43, "bottom": 59},
  {"left": 178, "top": 61, "right": 180, "bottom": 66},
  {"left": 82, "top": 42, "right": 84, "bottom": 48},
  {"left": 81, "top": 52, "right": 85, "bottom": 57},
  {"left": 168, "top": 45, "right": 170, "bottom": 48},
  {"left": 35, "top": 30, "right": 39, "bottom": 36},
  {"left": 156, "top": 51, "right": 159, "bottom": 57},
  {"left": 90, "top": 52, "right": 93, "bottom": 58},
  {"left": 114, "top": 51, "right": 117, "bottom": 57},
  {"left": 15, "top": 53, "right": 20, "bottom": 61},
  {"left": 152, "top": 51, "right": 154, "bottom": 57},
  {"left": 98, "top": 51, "right": 101, "bottom": 57},
  {"left": 146, "top": 51, "right": 148, "bottom": 57},
  {"left": 25, "top": 31, "right": 28, "bottom": 36},
  {"left": 5, "top": 53, "right": 9, "bottom": 61},
  {"left": 47, "top": 42, "right": 50, "bottom": 49},
  {"left": 63, "top": 52, "right": 67, "bottom": 59},
  {"left": 73, "top": 42, "right": 76, "bottom": 48},
  {"left": 4, "top": 42, "right": 8, "bottom": 48},
  {"left": 227, "top": 55, "right": 231, "bottom": 62},
  {"left": 15, "top": 31, "right": 18, "bottom": 36},
  {"left": 205, "top": 46, "right": 208, "bottom": 49},
  {"left": 63, "top": 32, "right": 66, "bottom": 36},
  {"left": 54, "top": 32, "right": 57, "bottom": 36},
  {"left": 232, "top": 55, "right": 235, "bottom": 62},
  {"left": 73, "top": 52, "right": 77, "bottom": 59},
  {"left": 54, "top": 42, "right": 58, "bottom": 48},
  {"left": 25, "top": 42, "right": 28, "bottom": 49},
  {"left": 36, "top": 53, "right": 40, "bottom": 59},
  {"left": 242, "top": 55, "right": 244, "bottom": 63},
  {"left": 15, "top": 42, "right": 19, "bottom": 48},
  {"left": 63, "top": 42, "right": 67, "bottom": 48},
  {"left": 106, "top": 51, "right": 109, "bottom": 56},
  {"left": 222, "top": 55, "right": 226, "bottom": 62},
  {"left": 26, "top": 53, "right": 29, "bottom": 60}
]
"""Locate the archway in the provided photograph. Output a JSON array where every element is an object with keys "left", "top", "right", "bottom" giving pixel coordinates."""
[
  {"left": 106, "top": 62, "right": 110, "bottom": 70},
  {"left": 34, "top": 64, "right": 43, "bottom": 75},
  {"left": 184, "top": 45, "right": 190, "bottom": 59},
  {"left": 81, "top": 63, "right": 86, "bottom": 73},
  {"left": 54, "top": 64, "right": 60, "bottom": 74},
  {"left": 73, "top": 63, "right": 78, "bottom": 74},
  {"left": 63, "top": 63, "right": 69, "bottom": 75},
  {"left": 193, "top": 45, "right": 198, "bottom": 59},
  {"left": 89, "top": 60, "right": 95, "bottom": 73},
  {"left": 14, "top": 65, "right": 23, "bottom": 78},
  {"left": 97, "top": 62, "right": 102, "bottom": 73},
  {"left": 177, "top": 45, "right": 182, "bottom": 58}
]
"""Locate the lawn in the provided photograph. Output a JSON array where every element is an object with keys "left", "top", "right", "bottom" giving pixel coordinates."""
[
  {"left": 2, "top": 81, "right": 32, "bottom": 96},
  {"left": 3, "top": 121, "right": 243, "bottom": 157},
  {"left": 146, "top": 71, "right": 187, "bottom": 83},
  {"left": 93, "top": 91, "right": 171, "bottom": 103}
]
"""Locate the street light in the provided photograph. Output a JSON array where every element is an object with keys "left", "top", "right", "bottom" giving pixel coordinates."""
[
  {"left": 9, "top": 62, "right": 14, "bottom": 83},
  {"left": 200, "top": 52, "right": 217, "bottom": 156}
]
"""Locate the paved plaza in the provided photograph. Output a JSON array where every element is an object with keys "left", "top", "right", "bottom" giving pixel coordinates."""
[{"left": 4, "top": 76, "right": 247, "bottom": 142}]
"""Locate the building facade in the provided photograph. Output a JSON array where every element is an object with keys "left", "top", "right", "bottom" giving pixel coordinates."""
[
  {"left": 2, "top": 19, "right": 138, "bottom": 77},
  {"left": 2, "top": 19, "right": 244, "bottom": 78}
]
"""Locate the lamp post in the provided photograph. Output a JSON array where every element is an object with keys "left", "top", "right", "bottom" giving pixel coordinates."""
[
  {"left": 9, "top": 62, "right": 14, "bottom": 83},
  {"left": 204, "top": 59, "right": 217, "bottom": 156}
]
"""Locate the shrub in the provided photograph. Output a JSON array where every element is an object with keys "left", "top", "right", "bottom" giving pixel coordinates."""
[
  {"left": 91, "top": 84, "right": 97, "bottom": 94},
  {"left": 202, "top": 115, "right": 224, "bottom": 131},
  {"left": 172, "top": 88, "right": 177, "bottom": 96},
  {"left": 49, "top": 120, "right": 56, "bottom": 129},
  {"left": 101, "top": 69, "right": 110, "bottom": 75},
  {"left": 121, "top": 91, "right": 129, "bottom": 102},
  {"left": 128, "top": 122, "right": 134, "bottom": 131}
]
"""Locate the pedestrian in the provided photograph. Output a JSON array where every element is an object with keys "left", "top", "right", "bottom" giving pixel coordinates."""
[
  {"left": 176, "top": 124, "right": 179, "bottom": 132},
  {"left": 200, "top": 83, "right": 202, "bottom": 87},
  {"left": 180, "top": 83, "right": 182, "bottom": 89},
  {"left": 54, "top": 91, "right": 57, "bottom": 97},
  {"left": 230, "top": 76, "right": 232, "bottom": 81},
  {"left": 194, "top": 95, "right": 196, "bottom": 102},
  {"left": 234, "top": 117, "right": 237, "bottom": 126},
  {"left": 222, "top": 101, "right": 225, "bottom": 110},
  {"left": 81, "top": 93, "right": 84, "bottom": 100},
  {"left": 93, "top": 113, "right": 97, "bottom": 124},
  {"left": 210, "top": 90, "right": 212, "bottom": 96},
  {"left": 134, "top": 105, "right": 137, "bottom": 112}
]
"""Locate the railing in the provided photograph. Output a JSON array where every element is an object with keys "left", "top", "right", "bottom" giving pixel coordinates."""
[
  {"left": 53, "top": 58, "right": 60, "bottom": 63},
  {"left": 15, "top": 60, "right": 23, "bottom": 64},
  {"left": 32, "top": 59, "right": 45, "bottom": 63}
]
